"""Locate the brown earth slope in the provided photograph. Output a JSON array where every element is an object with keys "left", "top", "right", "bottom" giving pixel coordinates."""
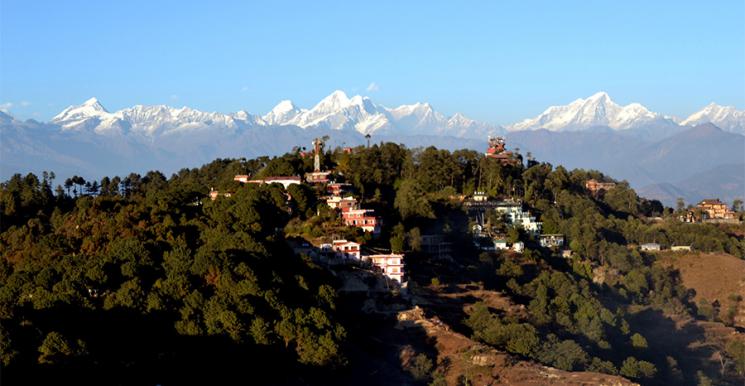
[
  {"left": 397, "top": 306, "right": 637, "bottom": 386},
  {"left": 658, "top": 252, "right": 745, "bottom": 328}
]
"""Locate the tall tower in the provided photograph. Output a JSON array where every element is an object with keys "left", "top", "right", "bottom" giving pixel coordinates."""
[{"left": 313, "top": 139, "right": 321, "bottom": 172}]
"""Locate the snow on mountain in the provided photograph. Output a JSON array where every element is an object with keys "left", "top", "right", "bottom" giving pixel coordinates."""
[
  {"left": 51, "top": 99, "right": 266, "bottom": 137},
  {"left": 51, "top": 97, "right": 123, "bottom": 133},
  {"left": 39, "top": 91, "right": 745, "bottom": 142},
  {"left": 506, "top": 92, "right": 676, "bottom": 132},
  {"left": 262, "top": 100, "right": 300, "bottom": 125},
  {"left": 278, "top": 91, "right": 391, "bottom": 134},
  {"left": 47, "top": 91, "right": 494, "bottom": 139},
  {"left": 681, "top": 103, "right": 745, "bottom": 134},
  {"left": 258, "top": 91, "right": 503, "bottom": 137}
]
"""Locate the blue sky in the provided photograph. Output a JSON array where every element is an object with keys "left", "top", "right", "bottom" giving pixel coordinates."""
[{"left": 1, "top": 0, "right": 744, "bottom": 123}]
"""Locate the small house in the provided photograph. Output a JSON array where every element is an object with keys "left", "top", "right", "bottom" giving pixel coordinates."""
[
  {"left": 640, "top": 243, "right": 661, "bottom": 252},
  {"left": 493, "top": 238, "right": 509, "bottom": 250},
  {"left": 331, "top": 239, "right": 361, "bottom": 260},
  {"left": 539, "top": 234, "right": 565, "bottom": 248}
]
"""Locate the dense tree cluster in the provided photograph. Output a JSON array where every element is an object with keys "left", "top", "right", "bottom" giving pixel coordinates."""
[
  {"left": 1, "top": 141, "right": 743, "bottom": 385},
  {"left": 0, "top": 170, "right": 345, "bottom": 383}
]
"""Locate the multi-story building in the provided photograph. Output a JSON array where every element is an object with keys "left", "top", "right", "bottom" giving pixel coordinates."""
[
  {"left": 366, "top": 254, "right": 404, "bottom": 284},
  {"left": 326, "top": 183, "right": 353, "bottom": 197},
  {"left": 326, "top": 196, "right": 359, "bottom": 211},
  {"left": 697, "top": 199, "right": 736, "bottom": 220},
  {"left": 342, "top": 208, "right": 380, "bottom": 234},
  {"left": 494, "top": 200, "right": 543, "bottom": 236}
]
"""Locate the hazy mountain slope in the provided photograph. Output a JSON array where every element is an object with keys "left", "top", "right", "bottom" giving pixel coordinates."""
[
  {"left": 636, "top": 123, "right": 745, "bottom": 183},
  {"left": 508, "top": 124, "right": 745, "bottom": 205},
  {"left": 639, "top": 163, "right": 745, "bottom": 206}
]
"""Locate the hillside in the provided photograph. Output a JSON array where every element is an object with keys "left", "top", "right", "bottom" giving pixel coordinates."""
[
  {"left": 1, "top": 142, "right": 744, "bottom": 385},
  {"left": 658, "top": 252, "right": 745, "bottom": 329}
]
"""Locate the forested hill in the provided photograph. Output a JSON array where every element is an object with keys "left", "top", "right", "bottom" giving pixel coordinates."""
[{"left": 1, "top": 143, "right": 744, "bottom": 385}]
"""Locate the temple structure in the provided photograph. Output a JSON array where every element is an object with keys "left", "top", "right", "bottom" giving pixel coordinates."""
[{"left": 485, "top": 136, "right": 521, "bottom": 166}]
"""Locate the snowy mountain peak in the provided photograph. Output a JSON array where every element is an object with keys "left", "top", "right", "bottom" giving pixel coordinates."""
[
  {"left": 681, "top": 103, "right": 745, "bottom": 133},
  {"left": 272, "top": 100, "right": 296, "bottom": 113},
  {"left": 587, "top": 91, "right": 611, "bottom": 102},
  {"left": 314, "top": 90, "right": 352, "bottom": 112},
  {"left": 263, "top": 100, "right": 301, "bottom": 125},
  {"left": 51, "top": 97, "right": 113, "bottom": 131},
  {"left": 82, "top": 97, "right": 103, "bottom": 107},
  {"left": 507, "top": 92, "right": 672, "bottom": 132}
]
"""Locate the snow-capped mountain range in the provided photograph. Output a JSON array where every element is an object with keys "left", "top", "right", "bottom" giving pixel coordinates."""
[
  {"left": 44, "top": 90, "right": 745, "bottom": 139},
  {"left": 49, "top": 90, "right": 501, "bottom": 139},
  {"left": 506, "top": 92, "right": 679, "bottom": 132},
  {"left": 679, "top": 102, "right": 745, "bottom": 133}
]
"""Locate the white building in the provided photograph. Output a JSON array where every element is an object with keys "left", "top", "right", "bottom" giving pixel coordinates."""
[
  {"left": 512, "top": 241, "right": 524, "bottom": 253},
  {"left": 640, "top": 243, "right": 661, "bottom": 252},
  {"left": 238, "top": 176, "right": 301, "bottom": 189},
  {"left": 366, "top": 254, "right": 404, "bottom": 284},
  {"left": 330, "top": 239, "right": 361, "bottom": 260},
  {"left": 539, "top": 234, "right": 565, "bottom": 248},
  {"left": 494, "top": 200, "right": 542, "bottom": 236},
  {"left": 493, "top": 238, "right": 509, "bottom": 250}
]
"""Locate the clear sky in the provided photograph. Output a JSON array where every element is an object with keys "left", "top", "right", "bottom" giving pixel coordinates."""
[{"left": 1, "top": 0, "right": 744, "bottom": 124}]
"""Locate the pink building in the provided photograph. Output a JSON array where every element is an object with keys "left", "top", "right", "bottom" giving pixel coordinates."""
[
  {"left": 366, "top": 254, "right": 405, "bottom": 284},
  {"left": 342, "top": 208, "right": 380, "bottom": 234},
  {"left": 326, "top": 183, "right": 353, "bottom": 197}
]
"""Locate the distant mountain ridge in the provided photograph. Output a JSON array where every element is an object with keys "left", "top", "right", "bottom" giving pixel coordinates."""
[
  {"left": 44, "top": 90, "right": 745, "bottom": 139},
  {"left": 49, "top": 90, "right": 502, "bottom": 139}
]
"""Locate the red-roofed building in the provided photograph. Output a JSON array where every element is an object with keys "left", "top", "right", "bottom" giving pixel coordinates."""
[{"left": 485, "top": 136, "right": 521, "bottom": 166}]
